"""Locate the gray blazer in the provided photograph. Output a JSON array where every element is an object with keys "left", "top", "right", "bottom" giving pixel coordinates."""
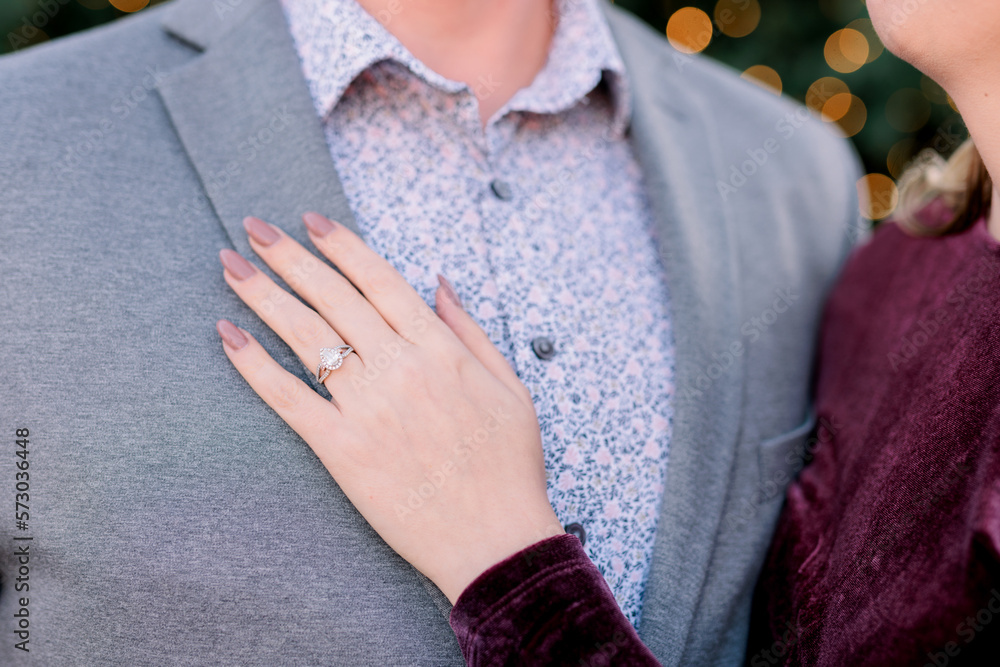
[{"left": 0, "top": 0, "right": 862, "bottom": 664}]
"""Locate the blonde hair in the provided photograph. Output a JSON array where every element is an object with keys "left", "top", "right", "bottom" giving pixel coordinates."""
[{"left": 895, "top": 138, "right": 992, "bottom": 236}]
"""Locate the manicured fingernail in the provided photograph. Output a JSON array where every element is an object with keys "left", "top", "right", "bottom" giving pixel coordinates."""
[
  {"left": 303, "top": 212, "right": 337, "bottom": 238},
  {"left": 219, "top": 248, "right": 257, "bottom": 281},
  {"left": 216, "top": 319, "right": 248, "bottom": 351},
  {"left": 243, "top": 216, "right": 280, "bottom": 246},
  {"left": 437, "top": 274, "right": 463, "bottom": 308}
]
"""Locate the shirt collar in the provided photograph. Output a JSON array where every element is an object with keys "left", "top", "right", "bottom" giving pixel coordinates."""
[{"left": 279, "top": 0, "right": 632, "bottom": 137}]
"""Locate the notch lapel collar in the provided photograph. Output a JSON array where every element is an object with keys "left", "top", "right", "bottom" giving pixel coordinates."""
[
  {"left": 157, "top": 0, "right": 360, "bottom": 264},
  {"left": 156, "top": 0, "right": 458, "bottom": 620}
]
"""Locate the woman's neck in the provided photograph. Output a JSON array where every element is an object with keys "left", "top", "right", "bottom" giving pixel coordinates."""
[
  {"left": 947, "top": 76, "right": 1000, "bottom": 241},
  {"left": 355, "top": 0, "right": 555, "bottom": 127}
]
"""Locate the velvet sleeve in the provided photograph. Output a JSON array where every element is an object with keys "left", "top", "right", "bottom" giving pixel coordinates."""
[{"left": 448, "top": 534, "right": 662, "bottom": 666}]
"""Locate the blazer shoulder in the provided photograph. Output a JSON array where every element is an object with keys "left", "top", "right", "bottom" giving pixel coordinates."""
[
  {"left": 605, "top": 3, "right": 860, "bottom": 187},
  {"left": 0, "top": 3, "right": 179, "bottom": 89},
  {"left": 0, "top": 4, "right": 191, "bottom": 189},
  {"left": 605, "top": 4, "right": 865, "bottom": 271}
]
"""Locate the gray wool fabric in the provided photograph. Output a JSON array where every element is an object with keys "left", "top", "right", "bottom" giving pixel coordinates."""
[{"left": 0, "top": 0, "right": 863, "bottom": 664}]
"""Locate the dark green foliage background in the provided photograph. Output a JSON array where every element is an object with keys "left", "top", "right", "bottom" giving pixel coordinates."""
[{"left": 1, "top": 0, "right": 964, "bottom": 176}]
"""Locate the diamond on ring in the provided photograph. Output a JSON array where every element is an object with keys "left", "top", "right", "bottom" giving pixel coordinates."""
[{"left": 317, "top": 346, "right": 354, "bottom": 383}]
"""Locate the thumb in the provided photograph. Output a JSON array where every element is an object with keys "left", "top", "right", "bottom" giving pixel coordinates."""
[{"left": 434, "top": 274, "right": 533, "bottom": 406}]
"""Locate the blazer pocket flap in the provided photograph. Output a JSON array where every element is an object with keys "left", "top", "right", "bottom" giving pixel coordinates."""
[{"left": 758, "top": 405, "right": 818, "bottom": 488}]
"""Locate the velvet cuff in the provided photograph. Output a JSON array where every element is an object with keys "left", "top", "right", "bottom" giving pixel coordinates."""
[{"left": 449, "top": 533, "right": 661, "bottom": 666}]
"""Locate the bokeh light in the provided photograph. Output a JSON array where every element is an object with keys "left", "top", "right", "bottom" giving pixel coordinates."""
[
  {"left": 666, "top": 7, "right": 714, "bottom": 54},
  {"left": 827, "top": 94, "right": 867, "bottom": 137},
  {"left": 806, "top": 77, "right": 868, "bottom": 138},
  {"left": 741, "top": 65, "right": 782, "bottom": 95},
  {"left": 846, "top": 18, "right": 884, "bottom": 64},
  {"left": 109, "top": 0, "right": 149, "bottom": 11},
  {"left": 714, "top": 0, "right": 761, "bottom": 39},
  {"left": 824, "top": 28, "right": 869, "bottom": 74},
  {"left": 806, "top": 77, "right": 850, "bottom": 114},
  {"left": 857, "top": 173, "right": 899, "bottom": 220},
  {"left": 821, "top": 92, "right": 853, "bottom": 123}
]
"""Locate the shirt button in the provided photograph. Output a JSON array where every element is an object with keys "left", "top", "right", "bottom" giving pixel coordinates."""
[
  {"left": 489, "top": 178, "right": 514, "bottom": 201},
  {"left": 564, "top": 522, "right": 586, "bottom": 546},
  {"left": 531, "top": 336, "right": 556, "bottom": 360}
]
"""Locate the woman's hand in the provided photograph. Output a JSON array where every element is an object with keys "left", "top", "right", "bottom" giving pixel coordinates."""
[{"left": 215, "top": 213, "right": 563, "bottom": 603}]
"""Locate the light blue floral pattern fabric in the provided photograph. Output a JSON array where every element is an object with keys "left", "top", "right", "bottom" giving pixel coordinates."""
[{"left": 280, "top": 0, "right": 676, "bottom": 627}]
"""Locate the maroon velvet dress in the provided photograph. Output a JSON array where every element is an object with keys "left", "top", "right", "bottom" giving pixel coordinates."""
[{"left": 449, "top": 214, "right": 1000, "bottom": 666}]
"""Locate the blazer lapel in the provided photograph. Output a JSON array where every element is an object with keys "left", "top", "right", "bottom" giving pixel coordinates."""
[
  {"left": 157, "top": 0, "right": 459, "bottom": 619},
  {"left": 603, "top": 8, "right": 747, "bottom": 665},
  {"left": 157, "top": 0, "right": 360, "bottom": 266}
]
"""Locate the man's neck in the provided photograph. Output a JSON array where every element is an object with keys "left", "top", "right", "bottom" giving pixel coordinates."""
[{"left": 356, "top": 0, "right": 556, "bottom": 126}]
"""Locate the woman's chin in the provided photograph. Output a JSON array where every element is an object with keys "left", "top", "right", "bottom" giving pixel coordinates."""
[
  {"left": 868, "top": 0, "right": 1000, "bottom": 82},
  {"left": 865, "top": 1, "right": 941, "bottom": 69}
]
